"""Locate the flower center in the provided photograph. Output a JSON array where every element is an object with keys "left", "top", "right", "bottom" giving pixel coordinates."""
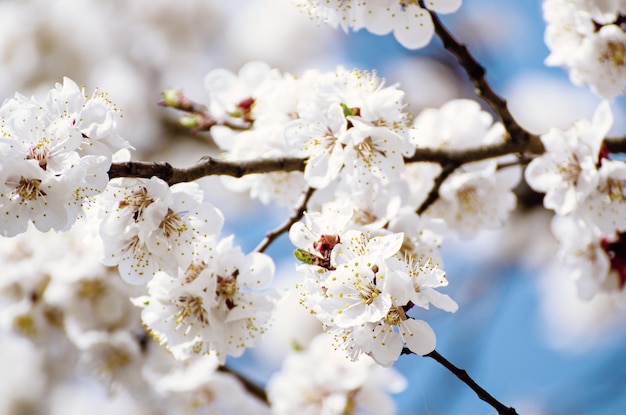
[
  {"left": 78, "top": 279, "right": 107, "bottom": 300},
  {"left": 557, "top": 155, "right": 582, "bottom": 185},
  {"left": 384, "top": 306, "right": 407, "bottom": 326},
  {"left": 118, "top": 186, "right": 154, "bottom": 221},
  {"left": 602, "top": 41, "right": 626, "bottom": 67},
  {"left": 174, "top": 295, "right": 209, "bottom": 330},
  {"left": 101, "top": 347, "right": 131, "bottom": 373},
  {"left": 216, "top": 269, "right": 239, "bottom": 310},
  {"left": 184, "top": 259, "right": 208, "bottom": 283},
  {"left": 314, "top": 233, "right": 340, "bottom": 260},
  {"left": 355, "top": 279, "right": 380, "bottom": 305},
  {"left": 160, "top": 208, "right": 188, "bottom": 238},
  {"left": 606, "top": 178, "right": 626, "bottom": 204},
  {"left": 11, "top": 176, "right": 46, "bottom": 201},
  {"left": 458, "top": 186, "right": 480, "bottom": 213},
  {"left": 26, "top": 141, "right": 49, "bottom": 170}
]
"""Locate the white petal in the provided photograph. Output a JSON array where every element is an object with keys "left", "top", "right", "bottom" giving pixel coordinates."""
[
  {"left": 402, "top": 319, "right": 436, "bottom": 355},
  {"left": 393, "top": 6, "right": 435, "bottom": 50},
  {"left": 428, "top": 0, "right": 462, "bottom": 14}
]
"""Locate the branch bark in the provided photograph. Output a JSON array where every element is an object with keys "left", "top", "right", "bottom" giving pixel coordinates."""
[
  {"left": 419, "top": 0, "right": 539, "bottom": 149},
  {"left": 426, "top": 350, "right": 519, "bottom": 415},
  {"left": 107, "top": 137, "right": 548, "bottom": 185},
  {"left": 417, "top": 162, "right": 458, "bottom": 215},
  {"left": 108, "top": 157, "right": 306, "bottom": 186},
  {"left": 402, "top": 348, "right": 519, "bottom": 415},
  {"left": 255, "top": 187, "right": 316, "bottom": 253}
]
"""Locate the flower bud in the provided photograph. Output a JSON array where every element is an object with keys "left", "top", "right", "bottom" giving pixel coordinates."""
[{"left": 161, "top": 89, "right": 182, "bottom": 107}]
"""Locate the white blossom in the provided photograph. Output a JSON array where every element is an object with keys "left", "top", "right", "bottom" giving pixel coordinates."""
[
  {"left": 293, "top": 0, "right": 462, "bottom": 49},
  {"left": 267, "top": 334, "right": 405, "bottom": 415},
  {"left": 578, "top": 158, "right": 626, "bottom": 235},
  {"left": 284, "top": 102, "right": 347, "bottom": 188},
  {"left": 425, "top": 161, "right": 520, "bottom": 237},
  {"left": 133, "top": 236, "right": 277, "bottom": 363},
  {"left": 0, "top": 82, "right": 119, "bottom": 236},
  {"left": 410, "top": 99, "right": 506, "bottom": 150},
  {"left": 525, "top": 101, "right": 612, "bottom": 215},
  {"left": 293, "top": 229, "right": 455, "bottom": 366},
  {"left": 146, "top": 354, "right": 268, "bottom": 415},
  {"left": 98, "top": 177, "right": 224, "bottom": 285},
  {"left": 544, "top": 0, "right": 626, "bottom": 98}
]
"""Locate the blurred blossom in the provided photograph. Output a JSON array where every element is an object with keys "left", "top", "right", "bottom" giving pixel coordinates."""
[
  {"left": 49, "top": 381, "right": 153, "bottom": 415},
  {"left": 0, "top": 332, "right": 47, "bottom": 414},
  {"left": 0, "top": 0, "right": 338, "bottom": 157},
  {"left": 538, "top": 259, "right": 626, "bottom": 351},
  {"left": 267, "top": 333, "right": 406, "bottom": 415}
]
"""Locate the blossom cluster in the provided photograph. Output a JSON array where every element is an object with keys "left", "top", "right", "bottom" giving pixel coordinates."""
[
  {"left": 96, "top": 176, "right": 278, "bottom": 364},
  {"left": 0, "top": 77, "right": 130, "bottom": 236},
  {"left": 293, "top": 0, "right": 463, "bottom": 49},
  {"left": 525, "top": 101, "right": 626, "bottom": 305},
  {"left": 544, "top": 0, "right": 626, "bottom": 98},
  {"left": 203, "top": 63, "right": 520, "bottom": 238},
  {"left": 290, "top": 199, "right": 458, "bottom": 367},
  {"left": 184, "top": 64, "right": 523, "bottom": 367},
  {"left": 204, "top": 62, "right": 418, "bottom": 205},
  {"left": 0, "top": 219, "right": 270, "bottom": 414},
  {"left": 267, "top": 334, "right": 406, "bottom": 415}
]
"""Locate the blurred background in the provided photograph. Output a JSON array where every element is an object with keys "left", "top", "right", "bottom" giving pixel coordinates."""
[{"left": 2, "top": 0, "right": 626, "bottom": 413}]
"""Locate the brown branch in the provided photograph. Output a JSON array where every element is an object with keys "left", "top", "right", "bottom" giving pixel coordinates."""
[
  {"left": 402, "top": 348, "right": 518, "bottom": 415},
  {"left": 108, "top": 138, "right": 547, "bottom": 185},
  {"left": 605, "top": 136, "right": 626, "bottom": 153},
  {"left": 217, "top": 365, "right": 268, "bottom": 405},
  {"left": 108, "top": 157, "right": 306, "bottom": 186},
  {"left": 426, "top": 350, "right": 519, "bottom": 415},
  {"left": 419, "top": 0, "right": 539, "bottom": 149},
  {"left": 406, "top": 138, "right": 544, "bottom": 165},
  {"left": 417, "top": 162, "right": 458, "bottom": 215},
  {"left": 255, "top": 187, "right": 316, "bottom": 253}
]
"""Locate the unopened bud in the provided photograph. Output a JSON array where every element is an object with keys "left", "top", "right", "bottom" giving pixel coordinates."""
[
  {"left": 179, "top": 114, "right": 202, "bottom": 129},
  {"left": 294, "top": 248, "right": 315, "bottom": 264},
  {"left": 161, "top": 89, "right": 182, "bottom": 107}
]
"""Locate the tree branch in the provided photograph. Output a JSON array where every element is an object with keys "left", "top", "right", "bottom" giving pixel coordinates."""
[
  {"left": 419, "top": 0, "right": 539, "bottom": 148},
  {"left": 255, "top": 187, "right": 316, "bottom": 253},
  {"left": 426, "top": 350, "right": 519, "bottom": 415},
  {"left": 108, "top": 157, "right": 306, "bottom": 186},
  {"left": 403, "top": 348, "right": 519, "bottom": 415},
  {"left": 605, "top": 136, "right": 626, "bottom": 153},
  {"left": 108, "top": 137, "right": 547, "bottom": 185},
  {"left": 406, "top": 138, "right": 544, "bottom": 164},
  {"left": 417, "top": 162, "right": 458, "bottom": 215}
]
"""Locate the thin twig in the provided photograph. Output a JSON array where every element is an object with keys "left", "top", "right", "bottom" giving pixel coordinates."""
[
  {"left": 402, "top": 348, "right": 518, "bottom": 415},
  {"left": 217, "top": 365, "right": 268, "bottom": 405},
  {"left": 419, "top": 0, "right": 539, "bottom": 149},
  {"left": 416, "top": 162, "right": 459, "bottom": 215},
  {"left": 159, "top": 91, "right": 250, "bottom": 132},
  {"left": 426, "top": 350, "right": 519, "bottom": 415},
  {"left": 255, "top": 187, "right": 316, "bottom": 253}
]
